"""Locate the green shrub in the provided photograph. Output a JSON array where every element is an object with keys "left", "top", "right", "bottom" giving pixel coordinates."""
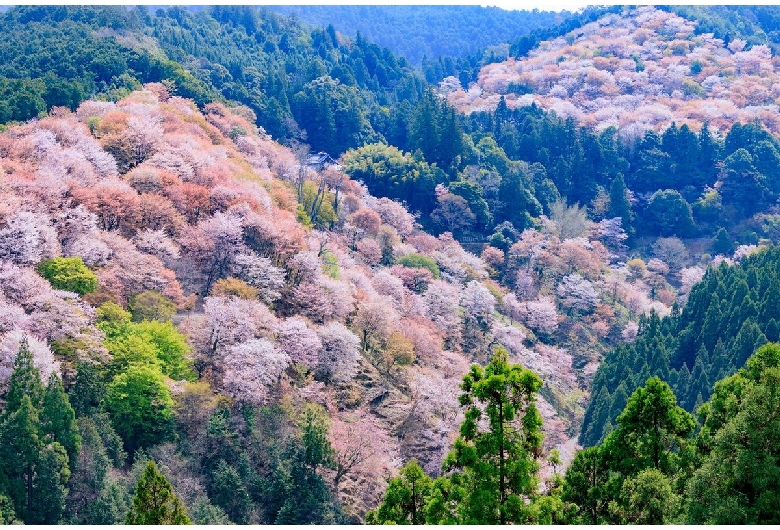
[
  {"left": 128, "top": 291, "right": 177, "bottom": 322},
  {"left": 396, "top": 253, "right": 441, "bottom": 279},
  {"left": 37, "top": 256, "right": 98, "bottom": 295}
]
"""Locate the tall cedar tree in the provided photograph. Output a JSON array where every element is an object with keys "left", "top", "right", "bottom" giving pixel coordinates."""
[
  {"left": 365, "top": 459, "right": 432, "bottom": 524},
  {"left": 601, "top": 377, "right": 695, "bottom": 477},
  {"left": 4, "top": 335, "right": 44, "bottom": 412},
  {"left": 125, "top": 460, "right": 191, "bottom": 524},
  {"left": 40, "top": 373, "right": 81, "bottom": 464},
  {"left": 439, "top": 347, "right": 544, "bottom": 524}
]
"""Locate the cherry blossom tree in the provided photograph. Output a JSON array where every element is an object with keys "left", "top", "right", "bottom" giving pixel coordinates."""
[
  {"left": 230, "top": 252, "right": 286, "bottom": 304},
  {"left": 621, "top": 321, "right": 640, "bottom": 342},
  {"left": 133, "top": 230, "right": 180, "bottom": 262},
  {"left": 370, "top": 270, "right": 407, "bottom": 312},
  {"left": 390, "top": 264, "right": 434, "bottom": 293},
  {"left": 431, "top": 186, "right": 476, "bottom": 235},
  {"left": 492, "top": 322, "right": 528, "bottom": 357},
  {"left": 422, "top": 280, "right": 462, "bottom": 340},
  {"left": 0, "top": 261, "right": 51, "bottom": 306},
  {"left": 557, "top": 273, "right": 600, "bottom": 313},
  {"left": 126, "top": 114, "right": 164, "bottom": 166},
  {"left": 219, "top": 338, "right": 290, "bottom": 405},
  {"left": 178, "top": 210, "right": 244, "bottom": 294},
  {"left": 275, "top": 316, "right": 322, "bottom": 367},
  {"left": 198, "top": 295, "right": 278, "bottom": 356},
  {"left": 366, "top": 196, "right": 417, "bottom": 237},
  {"left": 0, "top": 211, "right": 60, "bottom": 265},
  {"left": 398, "top": 316, "right": 444, "bottom": 366},
  {"left": 356, "top": 238, "right": 383, "bottom": 266},
  {"left": 348, "top": 209, "right": 382, "bottom": 237},
  {"left": 289, "top": 275, "right": 355, "bottom": 324},
  {"left": 316, "top": 322, "right": 360, "bottom": 383},
  {"left": 163, "top": 182, "right": 214, "bottom": 225},
  {"left": 352, "top": 300, "right": 398, "bottom": 353},
  {"left": 329, "top": 410, "right": 392, "bottom": 491},
  {"left": 0, "top": 329, "right": 60, "bottom": 395},
  {"left": 136, "top": 193, "right": 185, "bottom": 236},
  {"left": 70, "top": 180, "right": 140, "bottom": 234},
  {"left": 460, "top": 280, "right": 496, "bottom": 325},
  {"left": 0, "top": 297, "right": 29, "bottom": 334},
  {"left": 27, "top": 290, "right": 96, "bottom": 343},
  {"left": 519, "top": 296, "right": 560, "bottom": 335},
  {"left": 67, "top": 235, "right": 113, "bottom": 267},
  {"left": 97, "top": 233, "right": 184, "bottom": 305}
]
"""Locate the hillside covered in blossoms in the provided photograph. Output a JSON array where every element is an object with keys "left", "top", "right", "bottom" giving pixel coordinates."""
[
  {"left": 3, "top": 4, "right": 780, "bottom": 525},
  {"left": 446, "top": 6, "right": 780, "bottom": 138}
]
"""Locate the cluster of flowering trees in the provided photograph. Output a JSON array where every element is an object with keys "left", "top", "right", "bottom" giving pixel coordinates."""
[
  {"left": 447, "top": 6, "right": 780, "bottom": 137},
  {"left": 0, "top": 86, "right": 590, "bottom": 520},
  {"left": 0, "top": 82, "right": 731, "bottom": 523}
]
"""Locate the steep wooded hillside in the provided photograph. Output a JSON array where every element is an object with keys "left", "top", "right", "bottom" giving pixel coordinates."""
[
  {"left": 582, "top": 244, "right": 780, "bottom": 447},
  {"left": 267, "top": 5, "right": 561, "bottom": 67},
  {"left": 0, "top": 5, "right": 427, "bottom": 153},
  {"left": 0, "top": 86, "right": 661, "bottom": 523},
  {"left": 447, "top": 6, "right": 780, "bottom": 137}
]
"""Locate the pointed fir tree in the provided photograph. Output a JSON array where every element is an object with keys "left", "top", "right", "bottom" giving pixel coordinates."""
[
  {"left": 125, "top": 460, "right": 191, "bottom": 525},
  {"left": 41, "top": 373, "right": 81, "bottom": 464},
  {"left": 3, "top": 335, "right": 44, "bottom": 413},
  {"left": 608, "top": 173, "right": 633, "bottom": 235},
  {"left": 602, "top": 377, "right": 695, "bottom": 477},
  {"left": 0, "top": 394, "right": 42, "bottom": 522},
  {"left": 29, "top": 442, "right": 70, "bottom": 524}
]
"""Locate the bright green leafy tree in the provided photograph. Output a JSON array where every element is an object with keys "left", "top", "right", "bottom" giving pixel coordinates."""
[
  {"left": 128, "top": 290, "right": 177, "bottom": 322},
  {"left": 37, "top": 256, "right": 98, "bottom": 295},
  {"left": 103, "top": 364, "right": 175, "bottom": 456}
]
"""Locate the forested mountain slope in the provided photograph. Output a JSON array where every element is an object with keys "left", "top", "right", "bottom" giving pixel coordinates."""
[
  {"left": 0, "top": 5, "right": 428, "bottom": 153},
  {"left": 0, "top": 86, "right": 627, "bottom": 523},
  {"left": 448, "top": 6, "right": 780, "bottom": 136},
  {"left": 582, "top": 245, "right": 780, "bottom": 447},
  {"left": 266, "top": 5, "right": 561, "bottom": 68},
  {"left": 5, "top": 4, "right": 780, "bottom": 523}
]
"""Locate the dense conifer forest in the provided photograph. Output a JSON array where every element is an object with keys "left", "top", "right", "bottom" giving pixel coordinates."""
[{"left": 3, "top": 4, "right": 780, "bottom": 524}]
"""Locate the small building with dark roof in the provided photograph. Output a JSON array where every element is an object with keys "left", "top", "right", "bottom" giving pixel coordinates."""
[{"left": 306, "top": 152, "right": 341, "bottom": 171}]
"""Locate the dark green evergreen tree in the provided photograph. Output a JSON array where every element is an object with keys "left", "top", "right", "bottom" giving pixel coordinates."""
[
  {"left": 608, "top": 173, "right": 633, "bottom": 235},
  {"left": 4, "top": 335, "right": 44, "bottom": 412},
  {"left": 209, "top": 461, "right": 251, "bottom": 524},
  {"left": 438, "top": 347, "right": 544, "bottom": 524},
  {"left": 0, "top": 395, "right": 42, "bottom": 522},
  {"left": 687, "top": 343, "right": 780, "bottom": 523},
  {"left": 125, "top": 460, "right": 191, "bottom": 525},
  {"left": 29, "top": 442, "right": 70, "bottom": 524},
  {"left": 712, "top": 227, "right": 734, "bottom": 255},
  {"left": 561, "top": 446, "right": 610, "bottom": 524},
  {"left": 365, "top": 459, "right": 432, "bottom": 524},
  {"left": 602, "top": 377, "right": 695, "bottom": 477},
  {"left": 41, "top": 373, "right": 81, "bottom": 464}
]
